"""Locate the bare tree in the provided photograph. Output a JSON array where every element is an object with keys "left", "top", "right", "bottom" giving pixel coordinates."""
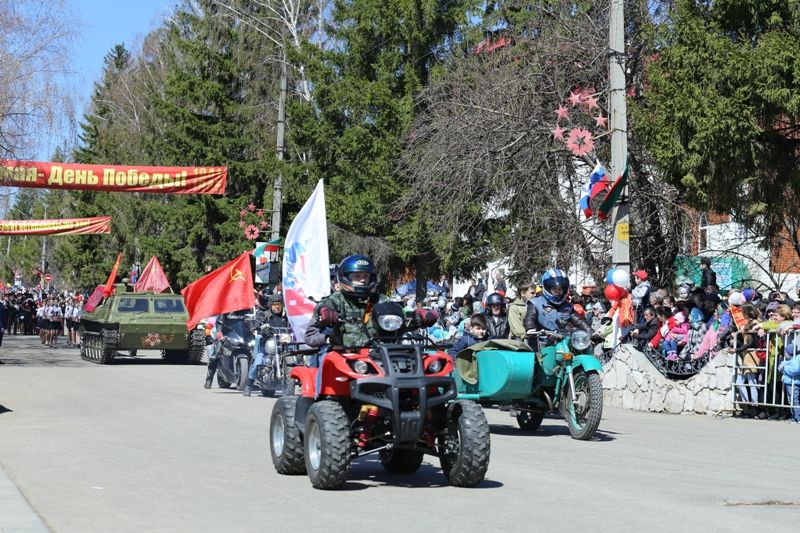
[{"left": 0, "top": 0, "right": 77, "bottom": 161}]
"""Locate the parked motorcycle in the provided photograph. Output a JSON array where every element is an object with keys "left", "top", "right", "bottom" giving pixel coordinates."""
[
  {"left": 453, "top": 329, "right": 603, "bottom": 440},
  {"left": 253, "top": 325, "right": 302, "bottom": 397},
  {"left": 211, "top": 310, "right": 255, "bottom": 391}
]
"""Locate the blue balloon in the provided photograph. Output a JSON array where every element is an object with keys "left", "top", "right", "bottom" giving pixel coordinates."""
[{"left": 606, "top": 268, "right": 615, "bottom": 285}]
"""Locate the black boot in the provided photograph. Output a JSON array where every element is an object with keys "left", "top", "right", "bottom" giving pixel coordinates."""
[
  {"left": 243, "top": 379, "right": 254, "bottom": 397},
  {"left": 204, "top": 371, "right": 214, "bottom": 389}
]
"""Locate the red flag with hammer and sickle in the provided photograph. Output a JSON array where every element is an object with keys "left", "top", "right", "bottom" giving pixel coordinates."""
[{"left": 181, "top": 252, "right": 254, "bottom": 330}]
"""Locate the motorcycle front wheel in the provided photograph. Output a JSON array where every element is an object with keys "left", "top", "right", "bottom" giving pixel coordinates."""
[
  {"left": 236, "top": 357, "right": 249, "bottom": 391},
  {"left": 561, "top": 371, "right": 603, "bottom": 440}
]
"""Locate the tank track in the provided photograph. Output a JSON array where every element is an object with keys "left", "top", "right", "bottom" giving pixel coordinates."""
[
  {"left": 80, "top": 329, "right": 119, "bottom": 365},
  {"left": 161, "top": 330, "right": 206, "bottom": 364},
  {"left": 188, "top": 330, "right": 206, "bottom": 364}
]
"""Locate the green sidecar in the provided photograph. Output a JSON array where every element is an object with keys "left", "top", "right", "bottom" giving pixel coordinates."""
[{"left": 452, "top": 332, "right": 604, "bottom": 440}]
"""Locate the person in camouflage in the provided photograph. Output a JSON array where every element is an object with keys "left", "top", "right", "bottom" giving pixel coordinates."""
[{"left": 305, "top": 254, "right": 386, "bottom": 349}]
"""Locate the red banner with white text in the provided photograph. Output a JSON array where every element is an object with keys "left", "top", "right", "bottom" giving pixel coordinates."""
[
  {"left": 0, "top": 216, "right": 112, "bottom": 236},
  {"left": 1, "top": 160, "right": 227, "bottom": 195}
]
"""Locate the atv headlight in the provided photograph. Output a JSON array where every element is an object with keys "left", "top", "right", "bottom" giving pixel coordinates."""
[
  {"left": 352, "top": 360, "right": 369, "bottom": 374},
  {"left": 428, "top": 358, "right": 443, "bottom": 373},
  {"left": 571, "top": 330, "right": 591, "bottom": 351},
  {"left": 265, "top": 338, "right": 278, "bottom": 354},
  {"left": 378, "top": 314, "right": 403, "bottom": 332}
]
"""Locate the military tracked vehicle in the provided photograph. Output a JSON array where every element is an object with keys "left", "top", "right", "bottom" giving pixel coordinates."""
[{"left": 80, "top": 283, "right": 204, "bottom": 364}]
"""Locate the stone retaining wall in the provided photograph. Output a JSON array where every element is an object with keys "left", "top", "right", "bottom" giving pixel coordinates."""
[{"left": 602, "top": 345, "right": 735, "bottom": 415}]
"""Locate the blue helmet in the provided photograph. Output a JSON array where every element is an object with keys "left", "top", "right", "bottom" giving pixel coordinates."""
[
  {"left": 541, "top": 268, "right": 569, "bottom": 306},
  {"left": 337, "top": 255, "right": 377, "bottom": 299}
]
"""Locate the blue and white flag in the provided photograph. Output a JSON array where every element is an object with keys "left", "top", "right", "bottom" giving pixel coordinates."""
[{"left": 282, "top": 179, "right": 331, "bottom": 342}]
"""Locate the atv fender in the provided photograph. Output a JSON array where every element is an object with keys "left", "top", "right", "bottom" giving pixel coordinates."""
[{"left": 290, "top": 366, "right": 318, "bottom": 398}]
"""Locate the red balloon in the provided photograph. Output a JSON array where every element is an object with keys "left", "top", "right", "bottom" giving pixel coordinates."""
[{"left": 604, "top": 284, "right": 625, "bottom": 301}]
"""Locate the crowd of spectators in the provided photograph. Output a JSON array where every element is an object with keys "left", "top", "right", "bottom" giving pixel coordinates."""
[{"left": 402, "top": 261, "right": 800, "bottom": 423}]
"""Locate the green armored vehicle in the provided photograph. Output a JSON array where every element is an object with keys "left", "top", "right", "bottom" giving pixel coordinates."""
[{"left": 80, "top": 283, "right": 205, "bottom": 365}]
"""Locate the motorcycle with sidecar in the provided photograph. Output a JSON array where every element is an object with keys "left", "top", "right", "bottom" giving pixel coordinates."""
[
  {"left": 452, "top": 329, "right": 603, "bottom": 440},
  {"left": 269, "top": 301, "right": 491, "bottom": 490}
]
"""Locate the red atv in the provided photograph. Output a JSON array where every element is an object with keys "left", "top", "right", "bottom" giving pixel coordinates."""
[{"left": 269, "top": 301, "right": 491, "bottom": 490}]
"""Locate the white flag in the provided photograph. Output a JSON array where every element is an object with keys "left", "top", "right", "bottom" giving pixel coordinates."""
[{"left": 282, "top": 179, "right": 330, "bottom": 342}]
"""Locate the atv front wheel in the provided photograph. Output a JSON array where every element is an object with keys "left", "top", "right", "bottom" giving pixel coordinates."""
[
  {"left": 516, "top": 411, "right": 544, "bottom": 431},
  {"left": 379, "top": 449, "right": 424, "bottom": 474},
  {"left": 270, "top": 396, "right": 306, "bottom": 475},
  {"left": 439, "top": 400, "right": 490, "bottom": 487},
  {"left": 304, "top": 401, "right": 351, "bottom": 490}
]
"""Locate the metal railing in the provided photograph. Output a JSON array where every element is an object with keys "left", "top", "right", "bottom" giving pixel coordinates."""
[{"left": 731, "top": 328, "right": 800, "bottom": 411}]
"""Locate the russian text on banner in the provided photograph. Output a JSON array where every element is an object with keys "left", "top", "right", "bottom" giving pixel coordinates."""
[
  {"left": 0, "top": 216, "right": 111, "bottom": 236},
  {"left": 1, "top": 160, "right": 227, "bottom": 195}
]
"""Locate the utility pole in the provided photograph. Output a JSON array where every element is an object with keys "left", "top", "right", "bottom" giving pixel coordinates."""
[
  {"left": 270, "top": 57, "right": 288, "bottom": 245},
  {"left": 40, "top": 207, "right": 47, "bottom": 282},
  {"left": 609, "top": 0, "right": 630, "bottom": 272}
]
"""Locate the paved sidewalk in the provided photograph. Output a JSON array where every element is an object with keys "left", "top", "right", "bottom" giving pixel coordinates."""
[{"left": 0, "top": 465, "right": 49, "bottom": 533}]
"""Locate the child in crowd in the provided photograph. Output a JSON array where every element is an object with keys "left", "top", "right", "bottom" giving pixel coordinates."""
[
  {"left": 448, "top": 313, "right": 489, "bottom": 357},
  {"left": 735, "top": 304, "right": 765, "bottom": 417},
  {"left": 679, "top": 307, "right": 708, "bottom": 360},
  {"left": 661, "top": 311, "right": 688, "bottom": 361}
]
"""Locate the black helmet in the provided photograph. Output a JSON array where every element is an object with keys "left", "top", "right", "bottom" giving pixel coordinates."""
[
  {"left": 486, "top": 292, "right": 505, "bottom": 308},
  {"left": 337, "top": 255, "right": 377, "bottom": 299}
]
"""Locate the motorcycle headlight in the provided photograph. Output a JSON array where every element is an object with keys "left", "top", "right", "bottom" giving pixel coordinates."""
[
  {"left": 265, "top": 338, "right": 278, "bottom": 354},
  {"left": 571, "top": 330, "right": 591, "bottom": 351},
  {"left": 352, "top": 360, "right": 369, "bottom": 374},
  {"left": 428, "top": 358, "right": 443, "bottom": 373},
  {"left": 378, "top": 314, "right": 403, "bottom": 332},
  {"left": 279, "top": 333, "right": 292, "bottom": 344}
]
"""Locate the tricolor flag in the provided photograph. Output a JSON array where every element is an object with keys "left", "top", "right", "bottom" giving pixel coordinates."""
[
  {"left": 579, "top": 162, "right": 608, "bottom": 218},
  {"left": 598, "top": 160, "right": 629, "bottom": 221},
  {"left": 282, "top": 180, "right": 330, "bottom": 342}
]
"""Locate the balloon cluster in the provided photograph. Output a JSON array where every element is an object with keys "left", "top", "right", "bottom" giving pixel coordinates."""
[{"left": 604, "top": 268, "right": 630, "bottom": 301}]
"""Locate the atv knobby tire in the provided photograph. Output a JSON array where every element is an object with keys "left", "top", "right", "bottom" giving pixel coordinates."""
[
  {"left": 304, "top": 401, "right": 351, "bottom": 490},
  {"left": 516, "top": 411, "right": 545, "bottom": 431},
  {"left": 270, "top": 396, "right": 306, "bottom": 475},
  {"left": 380, "top": 449, "right": 424, "bottom": 474},
  {"left": 439, "top": 400, "right": 490, "bottom": 487}
]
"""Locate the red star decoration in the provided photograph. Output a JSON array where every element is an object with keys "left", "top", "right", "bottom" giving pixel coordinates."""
[
  {"left": 554, "top": 105, "right": 569, "bottom": 121},
  {"left": 551, "top": 126, "right": 565, "bottom": 140},
  {"left": 239, "top": 209, "right": 248, "bottom": 217},
  {"left": 584, "top": 95, "right": 599, "bottom": 109},
  {"left": 568, "top": 90, "right": 583, "bottom": 107},
  {"left": 566, "top": 128, "right": 595, "bottom": 157},
  {"left": 238, "top": 220, "right": 246, "bottom": 228},
  {"left": 256, "top": 209, "right": 264, "bottom": 218},
  {"left": 247, "top": 203, "right": 256, "bottom": 212},
  {"left": 595, "top": 114, "right": 608, "bottom": 128},
  {"left": 259, "top": 220, "right": 269, "bottom": 229},
  {"left": 244, "top": 224, "right": 259, "bottom": 240}
]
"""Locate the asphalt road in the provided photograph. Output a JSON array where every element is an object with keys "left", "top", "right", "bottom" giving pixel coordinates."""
[{"left": 1, "top": 335, "right": 798, "bottom": 533}]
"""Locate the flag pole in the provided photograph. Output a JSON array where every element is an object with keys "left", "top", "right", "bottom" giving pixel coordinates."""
[{"left": 609, "top": 0, "right": 630, "bottom": 272}]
